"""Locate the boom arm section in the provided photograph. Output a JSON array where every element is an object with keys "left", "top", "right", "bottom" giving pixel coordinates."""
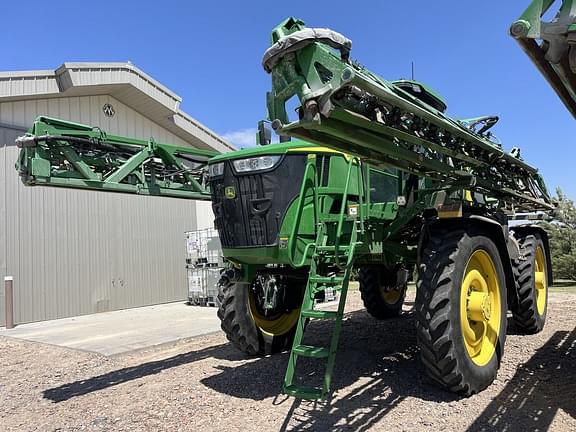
[
  {"left": 16, "top": 116, "right": 218, "bottom": 200},
  {"left": 263, "top": 18, "right": 553, "bottom": 212},
  {"left": 511, "top": 0, "right": 576, "bottom": 118}
]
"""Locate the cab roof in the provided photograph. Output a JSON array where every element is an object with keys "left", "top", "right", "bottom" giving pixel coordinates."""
[{"left": 209, "top": 140, "right": 329, "bottom": 163}]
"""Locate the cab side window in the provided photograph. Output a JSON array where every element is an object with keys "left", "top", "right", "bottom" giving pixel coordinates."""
[{"left": 369, "top": 168, "right": 398, "bottom": 203}]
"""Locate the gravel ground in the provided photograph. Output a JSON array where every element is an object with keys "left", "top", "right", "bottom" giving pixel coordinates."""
[{"left": 1, "top": 290, "right": 575, "bottom": 432}]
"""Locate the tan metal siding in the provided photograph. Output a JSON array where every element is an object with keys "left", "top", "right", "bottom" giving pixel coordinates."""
[
  {"left": 0, "top": 96, "right": 205, "bottom": 326},
  {"left": 0, "top": 126, "right": 20, "bottom": 325},
  {"left": 0, "top": 71, "right": 59, "bottom": 99},
  {"left": 0, "top": 95, "right": 190, "bottom": 146},
  {"left": 0, "top": 63, "right": 234, "bottom": 152},
  {"left": 62, "top": 65, "right": 180, "bottom": 111}
]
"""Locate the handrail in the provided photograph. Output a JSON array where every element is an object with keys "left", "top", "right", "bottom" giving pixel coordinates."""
[
  {"left": 334, "top": 157, "right": 360, "bottom": 268},
  {"left": 289, "top": 155, "right": 363, "bottom": 269},
  {"left": 288, "top": 156, "right": 318, "bottom": 268}
]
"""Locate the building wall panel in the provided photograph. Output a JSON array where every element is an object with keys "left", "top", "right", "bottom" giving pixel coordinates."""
[{"left": 0, "top": 95, "right": 208, "bottom": 326}]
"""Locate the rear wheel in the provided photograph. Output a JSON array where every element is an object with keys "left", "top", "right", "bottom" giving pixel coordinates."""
[
  {"left": 416, "top": 228, "right": 507, "bottom": 395},
  {"left": 511, "top": 233, "right": 549, "bottom": 333},
  {"left": 217, "top": 270, "right": 304, "bottom": 356},
  {"left": 359, "top": 266, "right": 407, "bottom": 319}
]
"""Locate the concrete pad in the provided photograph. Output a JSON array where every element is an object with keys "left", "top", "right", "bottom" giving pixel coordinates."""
[{"left": 0, "top": 302, "right": 220, "bottom": 356}]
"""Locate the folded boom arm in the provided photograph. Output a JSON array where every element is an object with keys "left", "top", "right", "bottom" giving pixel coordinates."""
[
  {"left": 16, "top": 116, "right": 218, "bottom": 200},
  {"left": 264, "top": 18, "right": 553, "bottom": 213}
]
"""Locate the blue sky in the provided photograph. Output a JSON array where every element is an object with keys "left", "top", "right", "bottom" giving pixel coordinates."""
[{"left": 2, "top": 1, "right": 575, "bottom": 199}]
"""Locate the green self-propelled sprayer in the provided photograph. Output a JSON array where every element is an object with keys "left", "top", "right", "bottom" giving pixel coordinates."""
[
  {"left": 256, "top": 17, "right": 554, "bottom": 399},
  {"left": 15, "top": 15, "right": 555, "bottom": 401}
]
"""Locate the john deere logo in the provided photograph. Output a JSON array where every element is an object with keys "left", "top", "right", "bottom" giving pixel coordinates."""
[
  {"left": 225, "top": 186, "right": 236, "bottom": 199},
  {"left": 102, "top": 103, "right": 115, "bottom": 118}
]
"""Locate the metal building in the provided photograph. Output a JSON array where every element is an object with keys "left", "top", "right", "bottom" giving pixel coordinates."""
[{"left": 0, "top": 62, "right": 232, "bottom": 326}]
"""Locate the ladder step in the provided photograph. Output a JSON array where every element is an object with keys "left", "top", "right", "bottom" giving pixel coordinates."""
[
  {"left": 301, "top": 309, "right": 339, "bottom": 319},
  {"left": 293, "top": 344, "right": 330, "bottom": 358},
  {"left": 319, "top": 215, "right": 355, "bottom": 223},
  {"left": 309, "top": 276, "right": 344, "bottom": 285},
  {"left": 315, "top": 256, "right": 349, "bottom": 265},
  {"left": 312, "top": 285, "right": 341, "bottom": 296},
  {"left": 315, "top": 245, "right": 350, "bottom": 253},
  {"left": 283, "top": 384, "right": 325, "bottom": 401}
]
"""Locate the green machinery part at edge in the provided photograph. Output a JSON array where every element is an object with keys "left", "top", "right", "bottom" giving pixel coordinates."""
[{"left": 511, "top": 0, "right": 576, "bottom": 118}]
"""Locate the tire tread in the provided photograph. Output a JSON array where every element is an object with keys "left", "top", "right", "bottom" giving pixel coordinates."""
[
  {"left": 511, "top": 234, "right": 546, "bottom": 334},
  {"left": 415, "top": 228, "right": 505, "bottom": 396}
]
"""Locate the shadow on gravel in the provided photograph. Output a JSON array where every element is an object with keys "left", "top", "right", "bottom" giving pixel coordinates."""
[
  {"left": 43, "top": 343, "right": 244, "bottom": 403},
  {"left": 201, "top": 308, "right": 460, "bottom": 431},
  {"left": 41, "top": 299, "right": 576, "bottom": 428},
  {"left": 467, "top": 326, "right": 576, "bottom": 432}
]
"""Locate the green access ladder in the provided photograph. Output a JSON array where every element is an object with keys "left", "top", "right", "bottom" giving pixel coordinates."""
[{"left": 283, "top": 156, "right": 363, "bottom": 400}]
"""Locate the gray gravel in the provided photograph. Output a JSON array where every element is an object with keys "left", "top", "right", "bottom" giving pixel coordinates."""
[{"left": 1, "top": 290, "right": 575, "bottom": 432}]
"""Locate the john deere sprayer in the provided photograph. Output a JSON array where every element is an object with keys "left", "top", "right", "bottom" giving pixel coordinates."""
[{"left": 16, "top": 16, "right": 554, "bottom": 401}]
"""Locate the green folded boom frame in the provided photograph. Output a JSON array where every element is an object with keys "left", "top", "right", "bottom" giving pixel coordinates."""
[
  {"left": 264, "top": 18, "right": 553, "bottom": 213},
  {"left": 16, "top": 116, "right": 218, "bottom": 200}
]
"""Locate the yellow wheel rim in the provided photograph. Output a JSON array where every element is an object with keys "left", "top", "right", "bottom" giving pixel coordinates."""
[
  {"left": 460, "top": 250, "right": 502, "bottom": 367},
  {"left": 248, "top": 291, "right": 300, "bottom": 337},
  {"left": 535, "top": 246, "right": 547, "bottom": 315},
  {"left": 382, "top": 287, "right": 403, "bottom": 304}
]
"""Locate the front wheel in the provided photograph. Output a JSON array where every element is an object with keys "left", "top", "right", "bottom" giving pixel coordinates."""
[
  {"left": 416, "top": 228, "right": 507, "bottom": 396},
  {"left": 217, "top": 270, "right": 304, "bottom": 356}
]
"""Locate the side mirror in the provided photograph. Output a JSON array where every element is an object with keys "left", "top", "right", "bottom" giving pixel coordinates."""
[{"left": 257, "top": 120, "right": 272, "bottom": 146}]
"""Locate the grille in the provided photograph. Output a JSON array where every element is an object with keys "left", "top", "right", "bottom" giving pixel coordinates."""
[{"left": 210, "top": 154, "right": 307, "bottom": 247}]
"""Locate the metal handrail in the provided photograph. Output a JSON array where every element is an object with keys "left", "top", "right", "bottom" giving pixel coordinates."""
[
  {"left": 288, "top": 156, "right": 318, "bottom": 267},
  {"left": 334, "top": 157, "right": 362, "bottom": 268}
]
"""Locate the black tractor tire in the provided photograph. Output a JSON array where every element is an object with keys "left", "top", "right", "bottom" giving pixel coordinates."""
[
  {"left": 415, "top": 228, "right": 507, "bottom": 396},
  {"left": 217, "top": 270, "right": 301, "bottom": 356},
  {"left": 511, "top": 233, "right": 549, "bottom": 334},
  {"left": 359, "top": 266, "right": 407, "bottom": 319}
]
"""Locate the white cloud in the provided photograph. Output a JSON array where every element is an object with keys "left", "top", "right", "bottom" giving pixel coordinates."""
[{"left": 221, "top": 128, "right": 258, "bottom": 148}]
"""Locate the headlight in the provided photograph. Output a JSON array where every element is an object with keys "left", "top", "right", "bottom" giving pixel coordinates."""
[
  {"left": 208, "top": 162, "right": 224, "bottom": 178},
  {"left": 232, "top": 155, "right": 282, "bottom": 173}
]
